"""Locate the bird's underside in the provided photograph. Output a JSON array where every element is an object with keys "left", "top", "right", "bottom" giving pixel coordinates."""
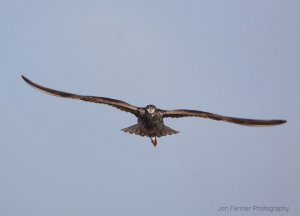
[
  {"left": 121, "top": 124, "right": 179, "bottom": 146},
  {"left": 22, "top": 75, "right": 286, "bottom": 147}
]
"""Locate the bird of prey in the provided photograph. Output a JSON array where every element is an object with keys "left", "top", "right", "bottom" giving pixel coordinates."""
[{"left": 22, "top": 75, "right": 286, "bottom": 147}]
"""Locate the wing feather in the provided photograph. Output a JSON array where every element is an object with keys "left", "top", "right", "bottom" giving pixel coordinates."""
[
  {"left": 22, "top": 75, "right": 139, "bottom": 115},
  {"left": 162, "top": 109, "right": 286, "bottom": 126}
]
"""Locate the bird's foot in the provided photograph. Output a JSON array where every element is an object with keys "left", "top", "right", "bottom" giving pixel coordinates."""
[{"left": 150, "top": 137, "right": 157, "bottom": 147}]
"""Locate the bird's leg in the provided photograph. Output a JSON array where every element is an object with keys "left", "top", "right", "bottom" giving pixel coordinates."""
[{"left": 150, "top": 137, "right": 157, "bottom": 147}]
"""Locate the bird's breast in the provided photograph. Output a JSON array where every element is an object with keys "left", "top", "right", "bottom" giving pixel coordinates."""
[{"left": 138, "top": 115, "right": 163, "bottom": 133}]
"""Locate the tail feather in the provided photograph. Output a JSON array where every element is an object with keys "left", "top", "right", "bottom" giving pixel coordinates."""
[
  {"left": 122, "top": 124, "right": 179, "bottom": 138},
  {"left": 157, "top": 125, "right": 179, "bottom": 137},
  {"left": 121, "top": 124, "right": 146, "bottom": 137}
]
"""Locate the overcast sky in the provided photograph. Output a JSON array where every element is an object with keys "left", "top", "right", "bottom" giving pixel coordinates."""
[{"left": 1, "top": 1, "right": 299, "bottom": 215}]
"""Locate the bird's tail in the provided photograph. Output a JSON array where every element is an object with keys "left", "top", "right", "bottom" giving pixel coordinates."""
[
  {"left": 121, "top": 124, "right": 146, "bottom": 137},
  {"left": 121, "top": 124, "right": 179, "bottom": 137},
  {"left": 156, "top": 125, "right": 179, "bottom": 137}
]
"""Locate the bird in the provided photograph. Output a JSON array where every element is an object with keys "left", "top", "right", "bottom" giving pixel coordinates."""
[{"left": 22, "top": 75, "right": 286, "bottom": 147}]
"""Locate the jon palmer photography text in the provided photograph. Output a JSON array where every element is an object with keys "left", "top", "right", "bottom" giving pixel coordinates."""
[{"left": 218, "top": 205, "right": 289, "bottom": 213}]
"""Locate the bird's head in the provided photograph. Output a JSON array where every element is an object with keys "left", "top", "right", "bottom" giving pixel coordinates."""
[{"left": 146, "top": 105, "right": 157, "bottom": 114}]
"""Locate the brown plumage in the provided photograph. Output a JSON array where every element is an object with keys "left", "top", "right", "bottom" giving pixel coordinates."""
[{"left": 22, "top": 75, "right": 286, "bottom": 147}]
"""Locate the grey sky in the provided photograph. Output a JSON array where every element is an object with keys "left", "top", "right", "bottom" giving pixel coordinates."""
[{"left": 1, "top": 1, "right": 299, "bottom": 215}]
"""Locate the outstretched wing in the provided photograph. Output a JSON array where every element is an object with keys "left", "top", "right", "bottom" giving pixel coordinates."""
[
  {"left": 22, "top": 75, "right": 140, "bottom": 116},
  {"left": 162, "top": 109, "right": 286, "bottom": 126}
]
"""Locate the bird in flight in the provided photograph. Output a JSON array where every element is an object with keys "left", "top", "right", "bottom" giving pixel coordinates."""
[{"left": 22, "top": 75, "right": 286, "bottom": 147}]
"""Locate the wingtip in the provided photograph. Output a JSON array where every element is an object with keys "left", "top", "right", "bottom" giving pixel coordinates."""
[
  {"left": 279, "top": 120, "right": 287, "bottom": 124},
  {"left": 267, "top": 119, "right": 287, "bottom": 126},
  {"left": 21, "top": 75, "right": 29, "bottom": 83}
]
